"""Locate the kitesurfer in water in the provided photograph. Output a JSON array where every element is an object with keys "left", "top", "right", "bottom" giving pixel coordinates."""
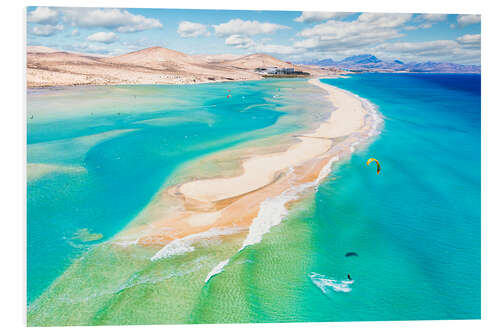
[{"left": 347, "top": 274, "right": 351, "bottom": 280}]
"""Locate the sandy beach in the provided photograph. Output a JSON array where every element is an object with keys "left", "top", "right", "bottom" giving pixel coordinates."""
[
  {"left": 179, "top": 79, "right": 367, "bottom": 203},
  {"left": 114, "top": 78, "right": 379, "bottom": 254}
]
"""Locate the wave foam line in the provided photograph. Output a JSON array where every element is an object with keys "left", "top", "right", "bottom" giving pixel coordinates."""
[
  {"left": 204, "top": 259, "right": 230, "bottom": 283},
  {"left": 151, "top": 227, "right": 244, "bottom": 261}
]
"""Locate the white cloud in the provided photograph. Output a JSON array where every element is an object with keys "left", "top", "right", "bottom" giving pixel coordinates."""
[
  {"left": 294, "top": 12, "right": 353, "bottom": 23},
  {"left": 30, "top": 24, "right": 64, "bottom": 36},
  {"left": 71, "top": 29, "right": 79, "bottom": 36},
  {"left": 225, "top": 35, "right": 255, "bottom": 48},
  {"left": 177, "top": 21, "right": 210, "bottom": 37},
  {"left": 60, "top": 8, "right": 162, "bottom": 33},
  {"left": 253, "top": 43, "right": 298, "bottom": 55},
  {"left": 456, "top": 14, "right": 481, "bottom": 27},
  {"left": 225, "top": 35, "right": 300, "bottom": 55},
  {"left": 357, "top": 13, "right": 413, "bottom": 28},
  {"left": 403, "top": 13, "right": 446, "bottom": 30},
  {"left": 375, "top": 38, "right": 480, "bottom": 64},
  {"left": 27, "top": 7, "right": 59, "bottom": 25},
  {"left": 404, "top": 23, "right": 432, "bottom": 30},
  {"left": 213, "top": 19, "right": 289, "bottom": 37},
  {"left": 221, "top": 13, "right": 419, "bottom": 60},
  {"left": 419, "top": 14, "right": 448, "bottom": 22},
  {"left": 87, "top": 32, "right": 118, "bottom": 44},
  {"left": 296, "top": 13, "right": 412, "bottom": 51},
  {"left": 378, "top": 40, "right": 456, "bottom": 54},
  {"left": 457, "top": 34, "right": 481, "bottom": 48},
  {"left": 218, "top": 12, "right": 480, "bottom": 64},
  {"left": 286, "top": 12, "right": 479, "bottom": 64}
]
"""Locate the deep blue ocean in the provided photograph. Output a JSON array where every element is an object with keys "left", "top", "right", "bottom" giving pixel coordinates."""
[{"left": 300, "top": 74, "right": 481, "bottom": 320}]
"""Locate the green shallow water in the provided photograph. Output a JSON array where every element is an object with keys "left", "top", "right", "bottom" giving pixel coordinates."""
[{"left": 28, "top": 194, "right": 315, "bottom": 326}]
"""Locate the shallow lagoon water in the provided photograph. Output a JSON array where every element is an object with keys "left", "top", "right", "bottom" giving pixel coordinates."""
[
  {"left": 27, "top": 74, "right": 480, "bottom": 324},
  {"left": 27, "top": 79, "right": 330, "bottom": 305}
]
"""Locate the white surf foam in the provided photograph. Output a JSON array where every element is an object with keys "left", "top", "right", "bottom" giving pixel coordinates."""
[
  {"left": 151, "top": 227, "right": 244, "bottom": 261},
  {"left": 309, "top": 272, "right": 354, "bottom": 294},
  {"left": 204, "top": 259, "right": 230, "bottom": 283}
]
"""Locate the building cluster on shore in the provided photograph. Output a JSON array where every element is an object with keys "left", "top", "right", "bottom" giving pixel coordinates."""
[{"left": 255, "top": 66, "right": 310, "bottom": 76}]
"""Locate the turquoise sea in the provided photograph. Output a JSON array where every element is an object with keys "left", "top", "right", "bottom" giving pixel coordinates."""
[
  {"left": 27, "top": 74, "right": 480, "bottom": 325},
  {"left": 300, "top": 74, "right": 481, "bottom": 321}
]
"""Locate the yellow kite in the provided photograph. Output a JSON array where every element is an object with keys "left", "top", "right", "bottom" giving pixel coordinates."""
[{"left": 367, "top": 158, "right": 381, "bottom": 175}]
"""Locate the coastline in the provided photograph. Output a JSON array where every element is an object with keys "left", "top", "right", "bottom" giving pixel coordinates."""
[
  {"left": 113, "top": 78, "right": 383, "bottom": 262},
  {"left": 26, "top": 77, "right": 296, "bottom": 91},
  {"left": 27, "top": 72, "right": 481, "bottom": 89},
  {"left": 26, "top": 76, "right": 256, "bottom": 89},
  {"left": 26, "top": 74, "right": 336, "bottom": 89}
]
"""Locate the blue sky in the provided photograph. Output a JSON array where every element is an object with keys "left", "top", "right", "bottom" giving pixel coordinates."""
[{"left": 27, "top": 7, "right": 481, "bottom": 64}]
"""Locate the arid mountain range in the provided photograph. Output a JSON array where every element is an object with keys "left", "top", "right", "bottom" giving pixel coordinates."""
[
  {"left": 300, "top": 54, "right": 480, "bottom": 73},
  {"left": 27, "top": 46, "right": 338, "bottom": 87},
  {"left": 27, "top": 47, "right": 480, "bottom": 88}
]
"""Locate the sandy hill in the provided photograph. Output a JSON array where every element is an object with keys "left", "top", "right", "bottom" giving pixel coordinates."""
[
  {"left": 27, "top": 46, "right": 262, "bottom": 87},
  {"left": 27, "top": 46, "right": 333, "bottom": 87},
  {"left": 102, "top": 47, "right": 266, "bottom": 82},
  {"left": 103, "top": 46, "right": 204, "bottom": 69}
]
